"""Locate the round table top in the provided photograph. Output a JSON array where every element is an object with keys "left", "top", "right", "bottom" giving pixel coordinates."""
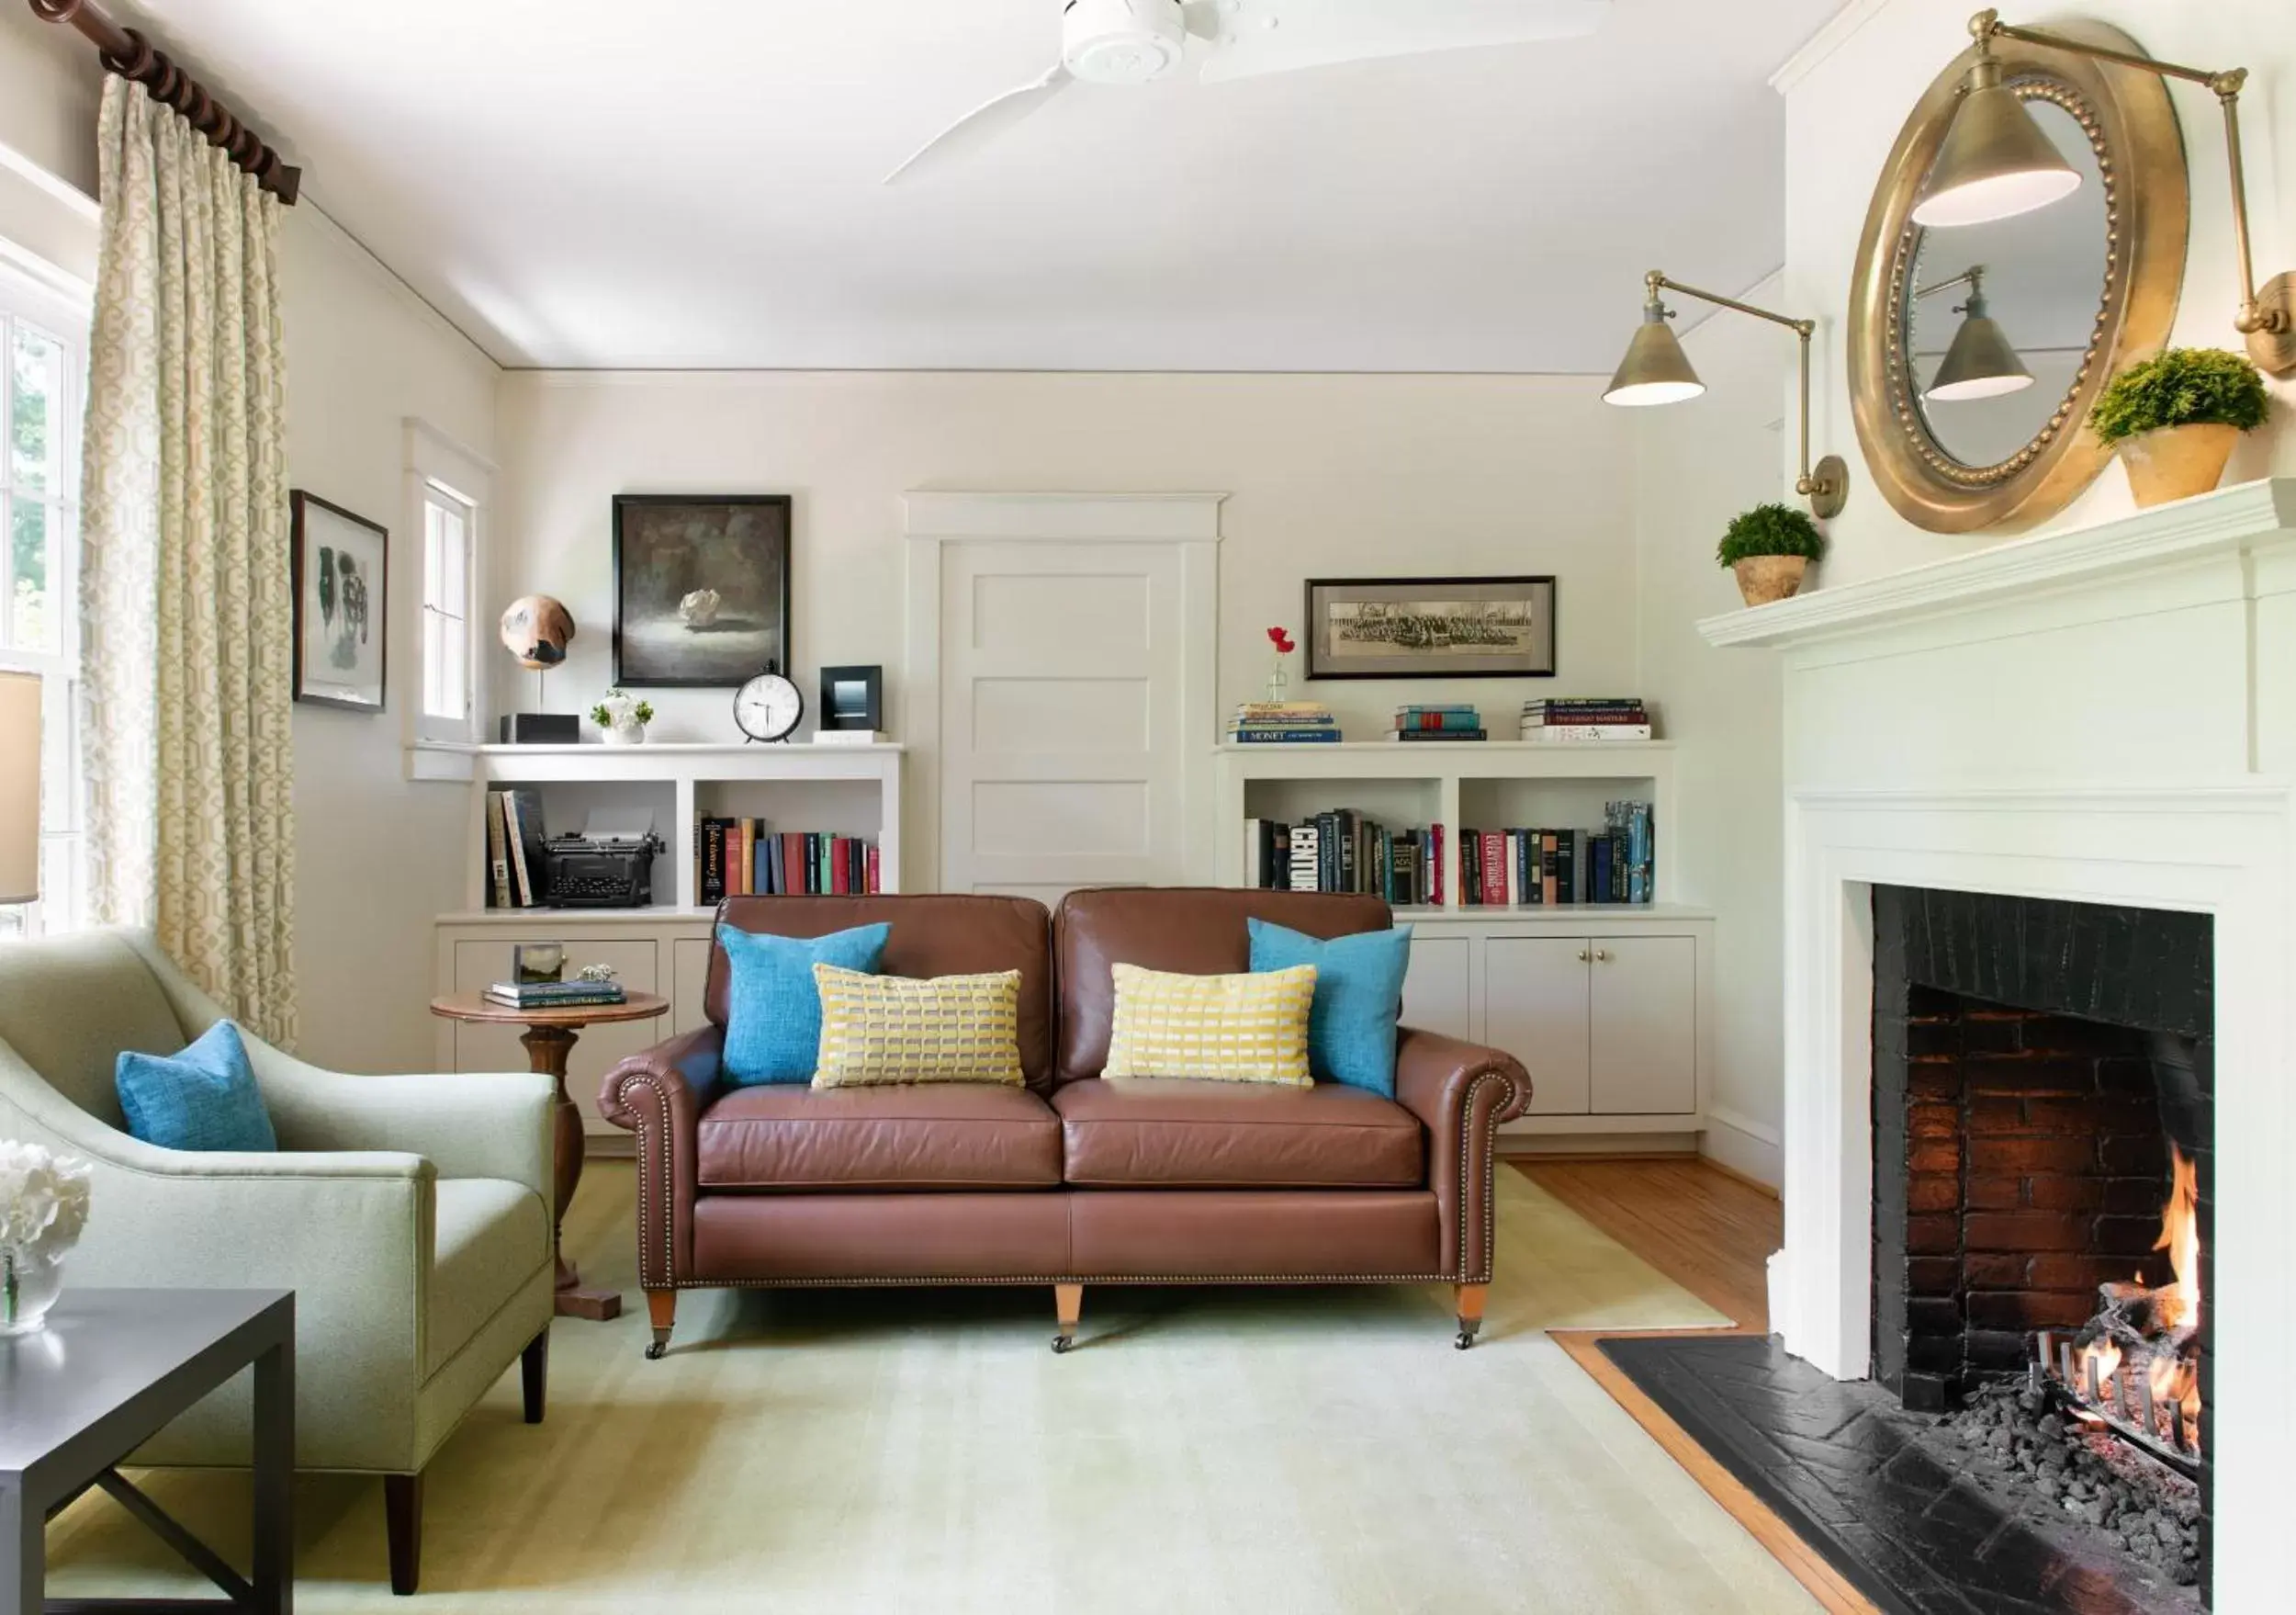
[{"left": 428, "top": 989, "right": 670, "bottom": 1030}]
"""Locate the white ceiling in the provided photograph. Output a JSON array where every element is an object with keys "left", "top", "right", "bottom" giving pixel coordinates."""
[{"left": 131, "top": 0, "right": 1841, "bottom": 372}]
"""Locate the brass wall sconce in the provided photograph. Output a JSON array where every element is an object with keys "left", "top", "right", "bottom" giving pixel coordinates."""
[
  {"left": 1604, "top": 270, "right": 1851, "bottom": 519},
  {"left": 1917, "top": 265, "right": 2034, "bottom": 401},
  {"left": 1919, "top": 8, "right": 2294, "bottom": 374}
]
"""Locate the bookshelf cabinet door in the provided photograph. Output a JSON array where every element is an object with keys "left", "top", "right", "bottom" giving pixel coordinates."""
[
  {"left": 1483, "top": 937, "right": 1591, "bottom": 1115},
  {"left": 1401, "top": 934, "right": 1473, "bottom": 1042},
  {"left": 1588, "top": 935, "right": 1696, "bottom": 1114}
]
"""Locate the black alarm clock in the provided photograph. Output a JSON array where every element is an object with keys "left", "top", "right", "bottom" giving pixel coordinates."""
[{"left": 735, "top": 661, "right": 804, "bottom": 743}]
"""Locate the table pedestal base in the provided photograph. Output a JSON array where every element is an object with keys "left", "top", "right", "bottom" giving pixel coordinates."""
[{"left": 518, "top": 1024, "right": 624, "bottom": 1322}]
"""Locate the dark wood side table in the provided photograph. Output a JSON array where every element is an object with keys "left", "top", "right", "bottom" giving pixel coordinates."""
[
  {"left": 1, "top": 1287, "right": 295, "bottom": 1614},
  {"left": 429, "top": 989, "right": 670, "bottom": 1321}
]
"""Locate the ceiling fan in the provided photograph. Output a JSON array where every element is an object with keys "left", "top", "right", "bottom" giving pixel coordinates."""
[{"left": 884, "top": 0, "right": 1609, "bottom": 183}]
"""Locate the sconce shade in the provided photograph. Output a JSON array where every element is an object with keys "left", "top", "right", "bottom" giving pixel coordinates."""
[
  {"left": 1925, "top": 294, "right": 2035, "bottom": 401},
  {"left": 1912, "top": 78, "right": 2082, "bottom": 227},
  {"left": 1604, "top": 311, "right": 1705, "bottom": 407},
  {"left": 0, "top": 672, "right": 39, "bottom": 907}
]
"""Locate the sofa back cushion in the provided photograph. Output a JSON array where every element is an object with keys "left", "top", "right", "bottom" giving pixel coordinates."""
[
  {"left": 0, "top": 929, "right": 189, "bottom": 1130},
  {"left": 1052, "top": 887, "right": 1391, "bottom": 1085},
  {"left": 710, "top": 895, "right": 1056, "bottom": 1089}
]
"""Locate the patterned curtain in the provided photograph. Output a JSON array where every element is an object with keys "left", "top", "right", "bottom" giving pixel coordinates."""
[{"left": 80, "top": 76, "right": 297, "bottom": 1045}]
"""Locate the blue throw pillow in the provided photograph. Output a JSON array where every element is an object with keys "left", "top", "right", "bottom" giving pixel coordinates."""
[
  {"left": 719, "top": 922, "right": 892, "bottom": 1086},
  {"left": 115, "top": 1021, "right": 276, "bottom": 1152},
  {"left": 1247, "top": 918, "right": 1413, "bottom": 1097}
]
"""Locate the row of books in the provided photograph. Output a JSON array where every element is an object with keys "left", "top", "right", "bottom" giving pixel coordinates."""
[
  {"left": 1458, "top": 801, "right": 1655, "bottom": 907},
  {"left": 1521, "top": 696, "right": 1653, "bottom": 743},
  {"left": 484, "top": 789, "right": 550, "bottom": 908},
  {"left": 1244, "top": 811, "right": 1444, "bottom": 907},
  {"left": 1228, "top": 701, "right": 1340, "bottom": 744},
  {"left": 1389, "top": 704, "right": 1485, "bottom": 742},
  {"left": 484, "top": 978, "right": 627, "bottom": 1010},
  {"left": 697, "top": 819, "right": 881, "bottom": 903}
]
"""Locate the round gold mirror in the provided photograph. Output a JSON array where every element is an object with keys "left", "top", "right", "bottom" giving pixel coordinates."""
[{"left": 1850, "top": 20, "right": 2188, "bottom": 533}]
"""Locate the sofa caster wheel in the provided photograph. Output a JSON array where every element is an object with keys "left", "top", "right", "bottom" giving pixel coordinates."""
[
  {"left": 1051, "top": 1335, "right": 1074, "bottom": 1354},
  {"left": 644, "top": 1338, "right": 668, "bottom": 1361},
  {"left": 1454, "top": 1330, "right": 1476, "bottom": 1350}
]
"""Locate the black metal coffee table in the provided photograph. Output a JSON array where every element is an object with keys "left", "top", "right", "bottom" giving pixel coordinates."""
[{"left": 1, "top": 1288, "right": 294, "bottom": 1613}]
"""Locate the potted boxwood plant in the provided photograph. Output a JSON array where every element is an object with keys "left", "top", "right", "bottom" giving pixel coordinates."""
[
  {"left": 590, "top": 689, "right": 654, "bottom": 746},
  {"left": 2088, "top": 346, "right": 2270, "bottom": 507},
  {"left": 1717, "top": 503, "right": 1827, "bottom": 606}
]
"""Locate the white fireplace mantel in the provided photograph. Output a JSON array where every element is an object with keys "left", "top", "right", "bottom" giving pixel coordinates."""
[{"left": 1702, "top": 479, "right": 2296, "bottom": 1609}]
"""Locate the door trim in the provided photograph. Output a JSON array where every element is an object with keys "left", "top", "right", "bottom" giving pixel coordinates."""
[{"left": 903, "top": 491, "right": 1227, "bottom": 894}]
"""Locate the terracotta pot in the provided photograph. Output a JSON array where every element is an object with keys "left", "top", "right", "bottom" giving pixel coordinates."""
[
  {"left": 1732, "top": 555, "right": 1808, "bottom": 607},
  {"left": 2118, "top": 422, "right": 2240, "bottom": 508}
]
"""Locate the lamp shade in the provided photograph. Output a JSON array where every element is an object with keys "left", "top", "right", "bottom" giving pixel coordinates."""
[
  {"left": 1604, "top": 310, "right": 1705, "bottom": 407},
  {"left": 1925, "top": 292, "right": 2035, "bottom": 401},
  {"left": 0, "top": 672, "right": 39, "bottom": 906},
  {"left": 1912, "top": 76, "right": 2082, "bottom": 228}
]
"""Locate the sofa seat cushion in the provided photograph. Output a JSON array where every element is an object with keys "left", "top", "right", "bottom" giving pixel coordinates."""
[
  {"left": 1054, "top": 1078, "right": 1424, "bottom": 1189},
  {"left": 698, "top": 1083, "right": 1063, "bottom": 1191},
  {"left": 429, "top": 1179, "right": 551, "bottom": 1377}
]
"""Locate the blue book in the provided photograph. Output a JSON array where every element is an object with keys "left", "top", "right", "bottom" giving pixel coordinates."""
[{"left": 1228, "top": 729, "right": 1343, "bottom": 744}]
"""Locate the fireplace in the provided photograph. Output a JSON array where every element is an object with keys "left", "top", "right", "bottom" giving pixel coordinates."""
[{"left": 1868, "top": 887, "right": 2215, "bottom": 1592}]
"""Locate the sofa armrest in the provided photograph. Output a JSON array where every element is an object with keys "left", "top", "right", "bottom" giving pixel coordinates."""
[
  {"left": 256, "top": 1062, "right": 555, "bottom": 1203},
  {"left": 598, "top": 1025, "right": 725, "bottom": 1285},
  {"left": 1393, "top": 1027, "right": 1530, "bottom": 1282}
]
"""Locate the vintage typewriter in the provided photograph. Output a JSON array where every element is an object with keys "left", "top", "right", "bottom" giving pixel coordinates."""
[{"left": 543, "top": 811, "right": 663, "bottom": 909}]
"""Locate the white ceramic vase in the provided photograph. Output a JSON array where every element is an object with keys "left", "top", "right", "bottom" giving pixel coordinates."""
[{"left": 602, "top": 721, "right": 646, "bottom": 747}]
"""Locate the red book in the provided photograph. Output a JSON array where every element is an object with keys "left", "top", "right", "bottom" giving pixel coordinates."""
[
  {"left": 865, "top": 844, "right": 881, "bottom": 895},
  {"left": 1480, "top": 831, "right": 1505, "bottom": 906},
  {"left": 830, "top": 837, "right": 850, "bottom": 895},
  {"left": 1431, "top": 824, "right": 1444, "bottom": 906}
]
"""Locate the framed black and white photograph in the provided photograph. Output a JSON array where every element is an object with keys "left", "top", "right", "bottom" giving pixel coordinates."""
[
  {"left": 819, "top": 664, "right": 883, "bottom": 731},
  {"left": 1303, "top": 575, "right": 1557, "bottom": 681},
  {"left": 612, "top": 494, "right": 792, "bottom": 687},
  {"left": 290, "top": 490, "right": 388, "bottom": 712}
]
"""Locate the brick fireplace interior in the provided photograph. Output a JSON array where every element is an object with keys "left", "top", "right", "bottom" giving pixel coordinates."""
[{"left": 1869, "top": 885, "right": 2214, "bottom": 1596}]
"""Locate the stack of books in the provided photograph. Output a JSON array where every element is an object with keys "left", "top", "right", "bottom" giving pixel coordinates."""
[
  {"left": 484, "top": 977, "right": 628, "bottom": 1011},
  {"left": 1245, "top": 810, "right": 1442, "bottom": 905},
  {"left": 1227, "top": 701, "right": 1340, "bottom": 744},
  {"left": 1389, "top": 704, "right": 1485, "bottom": 742},
  {"left": 698, "top": 819, "right": 880, "bottom": 902},
  {"left": 1521, "top": 697, "right": 1654, "bottom": 742},
  {"left": 1457, "top": 799, "right": 1654, "bottom": 907}
]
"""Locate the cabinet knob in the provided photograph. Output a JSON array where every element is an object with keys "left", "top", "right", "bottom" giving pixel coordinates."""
[
  {"left": 1593, "top": 948, "right": 1612, "bottom": 963},
  {"left": 1575, "top": 949, "right": 1590, "bottom": 962}
]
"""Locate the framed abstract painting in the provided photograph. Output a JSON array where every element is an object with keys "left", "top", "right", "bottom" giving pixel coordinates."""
[
  {"left": 290, "top": 490, "right": 388, "bottom": 712},
  {"left": 612, "top": 494, "right": 793, "bottom": 687}
]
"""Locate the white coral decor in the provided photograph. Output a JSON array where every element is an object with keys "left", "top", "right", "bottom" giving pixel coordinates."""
[{"left": 0, "top": 1139, "right": 92, "bottom": 1324}]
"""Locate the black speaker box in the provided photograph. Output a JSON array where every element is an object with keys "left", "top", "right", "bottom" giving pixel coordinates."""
[{"left": 499, "top": 713, "right": 581, "bottom": 745}]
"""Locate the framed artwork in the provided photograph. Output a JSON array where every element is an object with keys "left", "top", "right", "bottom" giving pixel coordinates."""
[
  {"left": 612, "top": 494, "right": 792, "bottom": 687},
  {"left": 1303, "top": 575, "right": 1557, "bottom": 680},
  {"left": 819, "top": 664, "right": 883, "bottom": 731},
  {"left": 290, "top": 490, "right": 388, "bottom": 712}
]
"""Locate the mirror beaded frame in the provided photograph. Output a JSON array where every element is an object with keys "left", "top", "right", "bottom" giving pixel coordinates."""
[{"left": 1850, "top": 20, "right": 2189, "bottom": 534}]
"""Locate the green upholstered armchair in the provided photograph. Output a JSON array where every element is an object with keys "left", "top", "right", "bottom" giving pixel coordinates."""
[{"left": 0, "top": 929, "right": 555, "bottom": 1595}]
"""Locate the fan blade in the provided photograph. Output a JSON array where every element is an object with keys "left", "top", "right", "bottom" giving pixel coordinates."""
[
  {"left": 1199, "top": 0, "right": 1606, "bottom": 83},
  {"left": 883, "top": 62, "right": 1075, "bottom": 184}
]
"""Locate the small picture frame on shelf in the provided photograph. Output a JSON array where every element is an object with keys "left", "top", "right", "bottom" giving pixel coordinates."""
[
  {"left": 1303, "top": 575, "right": 1557, "bottom": 680},
  {"left": 512, "top": 943, "right": 566, "bottom": 985},
  {"left": 819, "top": 665, "right": 883, "bottom": 731}
]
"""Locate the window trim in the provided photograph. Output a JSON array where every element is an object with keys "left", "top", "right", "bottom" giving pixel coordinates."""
[{"left": 402, "top": 419, "right": 494, "bottom": 756}]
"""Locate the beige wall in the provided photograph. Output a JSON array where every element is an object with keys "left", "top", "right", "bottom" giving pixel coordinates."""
[
  {"left": 494, "top": 370, "right": 1642, "bottom": 888},
  {"left": 0, "top": 6, "right": 98, "bottom": 280},
  {"left": 1783, "top": 0, "right": 2296, "bottom": 586}
]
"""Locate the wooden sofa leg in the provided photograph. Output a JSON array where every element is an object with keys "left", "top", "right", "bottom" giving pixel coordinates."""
[
  {"left": 521, "top": 1327, "right": 549, "bottom": 1423},
  {"left": 645, "top": 1289, "right": 676, "bottom": 1361},
  {"left": 1052, "top": 1283, "right": 1083, "bottom": 1354},
  {"left": 1454, "top": 1283, "right": 1489, "bottom": 1350},
  {"left": 385, "top": 1472, "right": 422, "bottom": 1596}
]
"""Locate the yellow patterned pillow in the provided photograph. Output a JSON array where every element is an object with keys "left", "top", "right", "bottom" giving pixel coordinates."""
[
  {"left": 1101, "top": 962, "right": 1317, "bottom": 1086},
  {"left": 810, "top": 963, "right": 1025, "bottom": 1087}
]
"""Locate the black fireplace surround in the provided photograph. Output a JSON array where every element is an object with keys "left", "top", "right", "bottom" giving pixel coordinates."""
[{"left": 1870, "top": 886, "right": 2213, "bottom": 1598}]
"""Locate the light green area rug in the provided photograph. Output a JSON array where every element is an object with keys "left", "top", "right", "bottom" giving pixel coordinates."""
[{"left": 46, "top": 1163, "right": 1816, "bottom": 1613}]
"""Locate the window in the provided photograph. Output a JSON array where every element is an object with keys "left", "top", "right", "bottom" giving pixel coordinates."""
[
  {"left": 421, "top": 480, "right": 474, "bottom": 729},
  {"left": 0, "top": 259, "right": 87, "bottom": 937}
]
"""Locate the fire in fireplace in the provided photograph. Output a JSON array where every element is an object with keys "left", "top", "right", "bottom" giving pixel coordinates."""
[{"left": 2035, "top": 1146, "right": 2202, "bottom": 1472}]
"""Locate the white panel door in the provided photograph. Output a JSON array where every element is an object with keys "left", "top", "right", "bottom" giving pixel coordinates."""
[
  {"left": 1401, "top": 934, "right": 1474, "bottom": 1042},
  {"left": 1484, "top": 937, "right": 1592, "bottom": 1115},
  {"left": 1588, "top": 935, "right": 1698, "bottom": 1114},
  {"left": 940, "top": 541, "right": 1191, "bottom": 903}
]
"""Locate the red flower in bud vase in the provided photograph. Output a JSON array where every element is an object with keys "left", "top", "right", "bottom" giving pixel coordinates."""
[
  {"left": 1266, "top": 627, "right": 1296, "bottom": 655},
  {"left": 1263, "top": 627, "right": 1296, "bottom": 704}
]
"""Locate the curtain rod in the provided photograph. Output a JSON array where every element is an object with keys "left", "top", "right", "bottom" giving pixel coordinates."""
[{"left": 28, "top": 0, "right": 301, "bottom": 204}]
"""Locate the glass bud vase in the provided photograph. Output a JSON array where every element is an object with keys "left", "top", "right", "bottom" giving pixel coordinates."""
[
  {"left": 1, "top": 1245, "right": 65, "bottom": 1336},
  {"left": 1266, "top": 658, "right": 1289, "bottom": 706}
]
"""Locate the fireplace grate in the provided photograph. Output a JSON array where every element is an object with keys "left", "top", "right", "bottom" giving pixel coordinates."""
[{"left": 2032, "top": 1330, "right": 2200, "bottom": 1481}]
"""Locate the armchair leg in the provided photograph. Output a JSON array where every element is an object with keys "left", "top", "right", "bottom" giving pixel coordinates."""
[
  {"left": 385, "top": 1472, "right": 422, "bottom": 1596},
  {"left": 645, "top": 1289, "right": 676, "bottom": 1361},
  {"left": 1454, "top": 1282, "right": 1489, "bottom": 1350},
  {"left": 521, "top": 1327, "right": 549, "bottom": 1424},
  {"left": 1052, "top": 1283, "right": 1082, "bottom": 1353}
]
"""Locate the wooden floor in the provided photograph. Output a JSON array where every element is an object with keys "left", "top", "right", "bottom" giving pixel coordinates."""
[{"left": 1514, "top": 1157, "right": 1881, "bottom": 1615}]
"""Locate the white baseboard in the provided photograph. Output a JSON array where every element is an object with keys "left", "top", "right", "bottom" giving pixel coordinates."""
[
  {"left": 1700, "top": 1105, "right": 1783, "bottom": 1190},
  {"left": 1498, "top": 1131, "right": 1700, "bottom": 1158}
]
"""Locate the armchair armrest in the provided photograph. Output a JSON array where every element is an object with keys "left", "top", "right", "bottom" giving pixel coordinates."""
[
  {"left": 599, "top": 1025, "right": 725, "bottom": 1286},
  {"left": 253, "top": 1056, "right": 554, "bottom": 1203},
  {"left": 1393, "top": 1027, "right": 1530, "bottom": 1283}
]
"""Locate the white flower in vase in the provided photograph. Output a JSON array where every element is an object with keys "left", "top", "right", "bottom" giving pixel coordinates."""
[{"left": 0, "top": 1139, "right": 92, "bottom": 1335}]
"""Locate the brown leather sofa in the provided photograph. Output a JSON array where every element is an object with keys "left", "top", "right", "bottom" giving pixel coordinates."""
[{"left": 600, "top": 888, "right": 1530, "bottom": 1356}]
